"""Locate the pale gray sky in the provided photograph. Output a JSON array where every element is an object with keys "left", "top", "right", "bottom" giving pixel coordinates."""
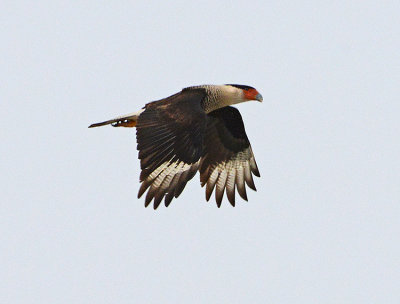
[{"left": 1, "top": 1, "right": 399, "bottom": 303}]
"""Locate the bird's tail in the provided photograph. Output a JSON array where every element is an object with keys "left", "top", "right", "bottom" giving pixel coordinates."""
[{"left": 88, "top": 109, "right": 144, "bottom": 128}]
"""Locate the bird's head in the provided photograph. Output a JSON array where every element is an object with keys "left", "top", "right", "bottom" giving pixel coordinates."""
[{"left": 225, "top": 84, "right": 263, "bottom": 103}]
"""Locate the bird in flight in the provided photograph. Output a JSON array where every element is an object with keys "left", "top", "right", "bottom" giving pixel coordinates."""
[{"left": 89, "top": 84, "right": 262, "bottom": 209}]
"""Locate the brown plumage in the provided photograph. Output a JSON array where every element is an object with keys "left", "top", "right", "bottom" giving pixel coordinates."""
[{"left": 89, "top": 84, "right": 263, "bottom": 209}]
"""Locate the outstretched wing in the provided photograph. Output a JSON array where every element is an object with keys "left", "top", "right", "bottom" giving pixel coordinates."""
[
  {"left": 200, "top": 106, "right": 260, "bottom": 207},
  {"left": 136, "top": 88, "right": 208, "bottom": 209}
]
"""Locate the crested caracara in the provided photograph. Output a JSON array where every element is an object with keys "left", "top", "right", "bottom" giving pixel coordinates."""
[{"left": 89, "top": 84, "right": 263, "bottom": 209}]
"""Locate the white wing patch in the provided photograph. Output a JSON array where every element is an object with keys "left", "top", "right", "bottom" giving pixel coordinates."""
[
  {"left": 200, "top": 147, "right": 259, "bottom": 207},
  {"left": 138, "top": 159, "right": 200, "bottom": 209}
]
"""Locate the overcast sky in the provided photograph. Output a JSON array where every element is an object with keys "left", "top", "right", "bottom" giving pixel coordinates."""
[{"left": 1, "top": 1, "right": 399, "bottom": 303}]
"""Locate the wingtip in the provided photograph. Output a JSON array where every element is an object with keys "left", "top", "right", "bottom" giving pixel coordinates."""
[{"left": 216, "top": 195, "right": 223, "bottom": 208}]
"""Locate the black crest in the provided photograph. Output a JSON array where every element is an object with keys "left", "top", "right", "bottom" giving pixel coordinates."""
[{"left": 226, "top": 84, "right": 255, "bottom": 91}]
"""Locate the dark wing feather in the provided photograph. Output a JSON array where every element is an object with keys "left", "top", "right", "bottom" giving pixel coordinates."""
[
  {"left": 200, "top": 106, "right": 260, "bottom": 207},
  {"left": 136, "top": 88, "right": 207, "bottom": 209}
]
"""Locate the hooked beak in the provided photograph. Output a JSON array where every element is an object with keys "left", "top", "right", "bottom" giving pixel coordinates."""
[{"left": 255, "top": 93, "right": 263, "bottom": 102}]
